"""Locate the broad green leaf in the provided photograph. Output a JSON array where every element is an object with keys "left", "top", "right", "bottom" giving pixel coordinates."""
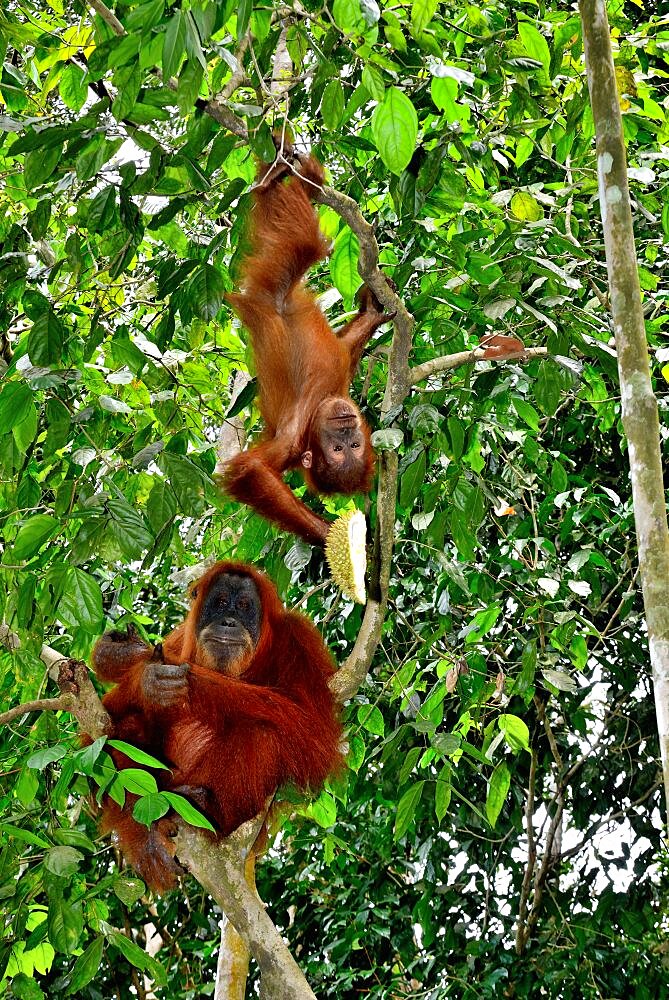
[
  {"left": 28, "top": 310, "right": 64, "bottom": 365},
  {"left": 511, "top": 191, "right": 543, "bottom": 221},
  {"left": 15, "top": 767, "right": 39, "bottom": 805},
  {"left": 47, "top": 896, "right": 83, "bottom": 955},
  {"left": 357, "top": 704, "right": 385, "bottom": 736},
  {"left": 237, "top": 0, "right": 253, "bottom": 39},
  {"left": 333, "top": 0, "right": 365, "bottom": 34},
  {"left": 87, "top": 185, "right": 117, "bottom": 233},
  {"left": 67, "top": 936, "right": 104, "bottom": 995},
  {"left": 162, "top": 791, "right": 216, "bottom": 831},
  {"left": 44, "top": 846, "right": 84, "bottom": 876},
  {"left": 498, "top": 714, "right": 530, "bottom": 753},
  {"left": 0, "top": 382, "right": 35, "bottom": 434},
  {"left": 112, "top": 877, "right": 146, "bottom": 905},
  {"left": 322, "top": 79, "right": 345, "bottom": 129},
  {"left": 24, "top": 143, "right": 62, "bottom": 189},
  {"left": 306, "top": 790, "right": 337, "bottom": 828},
  {"left": 118, "top": 769, "right": 159, "bottom": 796},
  {"left": 187, "top": 264, "right": 226, "bottom": 320},
  {"left": 518, "top": 21, "right": 551, "bottom": 76},
  {"left": 133, "top": 792, "right": 170, "bottom": 827},
  {"left": 11, "top": 515, "right": 59, "bottom": 561},
  {"left": 27, "top": 746, "right": 67, "bottom": 770},
  {"left": 486, "top": 761, "right": 511, "bottom": 827},
  {"left": 371, "top": 87, "right": 418, "bottom": 175},
  {"left": 163, "top": 12, "right": 187, "bottom": 79},
  {"left": 411, "top": 0, "right": 438, "bottom": 36},
  {"left": 399, "top": 448, "right": 426, "bottom": 508},
  {"left": 512, "top": 396, "right": 541, "bottom": 431},
  {"left": 108, "top": 741, "right": 169, "bottom": 769},
  {"left": 112, "top": 62, "right": 142, "bottom": 120},
  {"left": 59, "top": 64, "right": 88, "bottom": 111},
  {"left": 330, "top": 228, "right": 360, "bottom": 301},
  {"left": 6, "top": 974, "right": 45, "bottom": 1000},
  {"left": 394, "top": 780, "right": 424, "bottom": 839},
  {"left": 362, "top": 64, "right": 384, "bottom": 101},
  {"left": 58, "top": 568, "right": 103, "bottom": 629},
  {"left": 125, "top": 0, "right": 164, "bottom": 32}
]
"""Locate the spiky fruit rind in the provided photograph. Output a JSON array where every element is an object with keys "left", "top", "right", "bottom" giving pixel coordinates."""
[{"left": 325, "top": 510, "right": 367, "bottom": 604}]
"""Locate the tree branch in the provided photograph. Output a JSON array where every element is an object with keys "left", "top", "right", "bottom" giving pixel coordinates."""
[
  {"left": 0, "top": 696, "right": 75, "bottom": 726},
  {"left": 410, "top": 346, "right": 548, "bottom": 386}
]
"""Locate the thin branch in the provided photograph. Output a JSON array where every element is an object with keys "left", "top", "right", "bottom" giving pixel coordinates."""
[
  {"left": 410, "top": 346, "right": 548, "bottom": 386},
  {"left": 88, "top": 0, "right": 125, "bottom": 34},
  {"left": 515, "top": 749, "right": 537, "bottom": 954},
  {"left": 0, "top": 695, "right": 75, "bottom": 726}
]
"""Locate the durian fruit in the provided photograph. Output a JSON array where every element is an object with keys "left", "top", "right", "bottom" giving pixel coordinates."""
[{"left": 325, "top": 510, "right": 367, "bottom": 604}]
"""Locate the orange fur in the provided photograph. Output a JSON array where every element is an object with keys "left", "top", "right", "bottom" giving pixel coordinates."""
[{"left": 91, "top": 562, "right": 342, "bottom": 892}]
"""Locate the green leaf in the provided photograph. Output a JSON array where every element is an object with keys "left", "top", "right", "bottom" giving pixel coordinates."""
[
  {"left": 47, "top": 897, "right": 83, "bottom": 955},
  {"left": 411, "top": 0, "right": 438, "bottom": 36},
  {"left": 87, "top": 185, "right": 117, "bottom": 233},
  {"left": 237, "top": 0, "right": 253, "bottom": 40},
  {"left": 357, "top": 704, "right": 385, "bottom": 736},
  {"left": 162, "top": 791, "right": 216, "bottom": 831},
  {"left": 133, "top": 792, "right": 170, "bottom": 827},
  {"left": 112, "top": 876, "right": 146, "bottom": 905},
  {"left": 14, "top": 767, "right": 39, "bottom": 806},
  {"left": 510, "top": 191, "right": 543, "bottom": 221},
  {"left": 187, "top": 263, "right": 226, "bottom": 320},
  {"left": 67, "top": 936, "right": 104, "bottom": 995},
  {"left": 107, "top": 930, "right": 167, "bottom": 985},
  {"left": 11, "top": 515, "right": 59, "bottom": 561},
  {"left": 125, "top": 0, "right": 164, "bottom": 32},
  {"left": 333, "top": 0, "right": 366, "bottom": 34},
  {"left": 0, "top": 382, "right": 34, "bottom": 434},
  {"left": 362, "top": 64, "right": 384, "bottom": 101},
  {"left": 58, "top": 568, "right": 103, "bottom": 629},
  {"left": 59, "top": 64, "right": 88, "bottom": 111},
  {"left": 27, "top": 198, "right": 52, "bottom": 239},
  {"left": 28, "top": 309, "right": 65, "bottom": 366},
  {"left": 371, "top": 87, "right": 418, "bottom": 175},
  {"left": 435, "top": 763, "right": 452, "bottom": 821},
  {"left": 518, "top": 21, "right": 551, "bottom": 76},
  {"left": 0, "top": 823, "right": 50, "bottom": 849},
  {"left": 119, "top": 769, "right": 159, "bottom": 796},
  {"left": 163, "top": 11, "right": 187, "bottom": 79},
  {"left": 498, "top": 714, "right": 530, "bottom": 753},
  {"left": 44, "top": 846, "right": 84, "bottom": 876},
  {"left": 306, "top": 790, "right": 337, "bottom": 828},
  {"left": 108, "top": 741, "right": 170, "bottom": 769},
  {"left": 512, "top": 396, "right": 541, "bottom": 431},
  {"left": 330, "top": 228, "right": 360, "bottom": 301},
  {"left": 27, "top": 746, "right": 67, "bottom": 770},
  {"left": 321, "top": 79, "right": 345, "bottom": 129},
  {"left": 24, "top": 143, "right": 62, "bottom": 189},
  {"left": 486, "top": 761, "right": 511, "bottom": 827},
  {"left": 399, "top": 448, "right": 426, "bottom": 508},
  {"left": 112, "top": 62, "right": 142, "bottom": 120},
  {"left": 394, "top": 780, "right": 424, "bottom": 839},
  {"left": 7, "top": 974, "right": 45, "bottom": 1000}
]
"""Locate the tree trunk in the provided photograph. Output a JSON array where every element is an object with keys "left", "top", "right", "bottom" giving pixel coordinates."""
[{"left": 580, "top": 0, "right": 669, "bottom": 821}]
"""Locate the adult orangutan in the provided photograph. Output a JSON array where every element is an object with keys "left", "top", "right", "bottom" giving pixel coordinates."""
[
  {"left": 91, "top": 561, "right": 342, "bottom": 892},
  {"left": 223, "top": 147, "right": 394, "bottom": 545}
]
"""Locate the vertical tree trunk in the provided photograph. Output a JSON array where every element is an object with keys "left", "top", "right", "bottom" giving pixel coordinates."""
[{"left": 580, "top": 0, "right": 669, "bottom": 821}]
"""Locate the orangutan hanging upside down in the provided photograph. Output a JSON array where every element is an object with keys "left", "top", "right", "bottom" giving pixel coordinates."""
[{"left": 223, "top": 148, "right": 394, "bottom": 546}]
